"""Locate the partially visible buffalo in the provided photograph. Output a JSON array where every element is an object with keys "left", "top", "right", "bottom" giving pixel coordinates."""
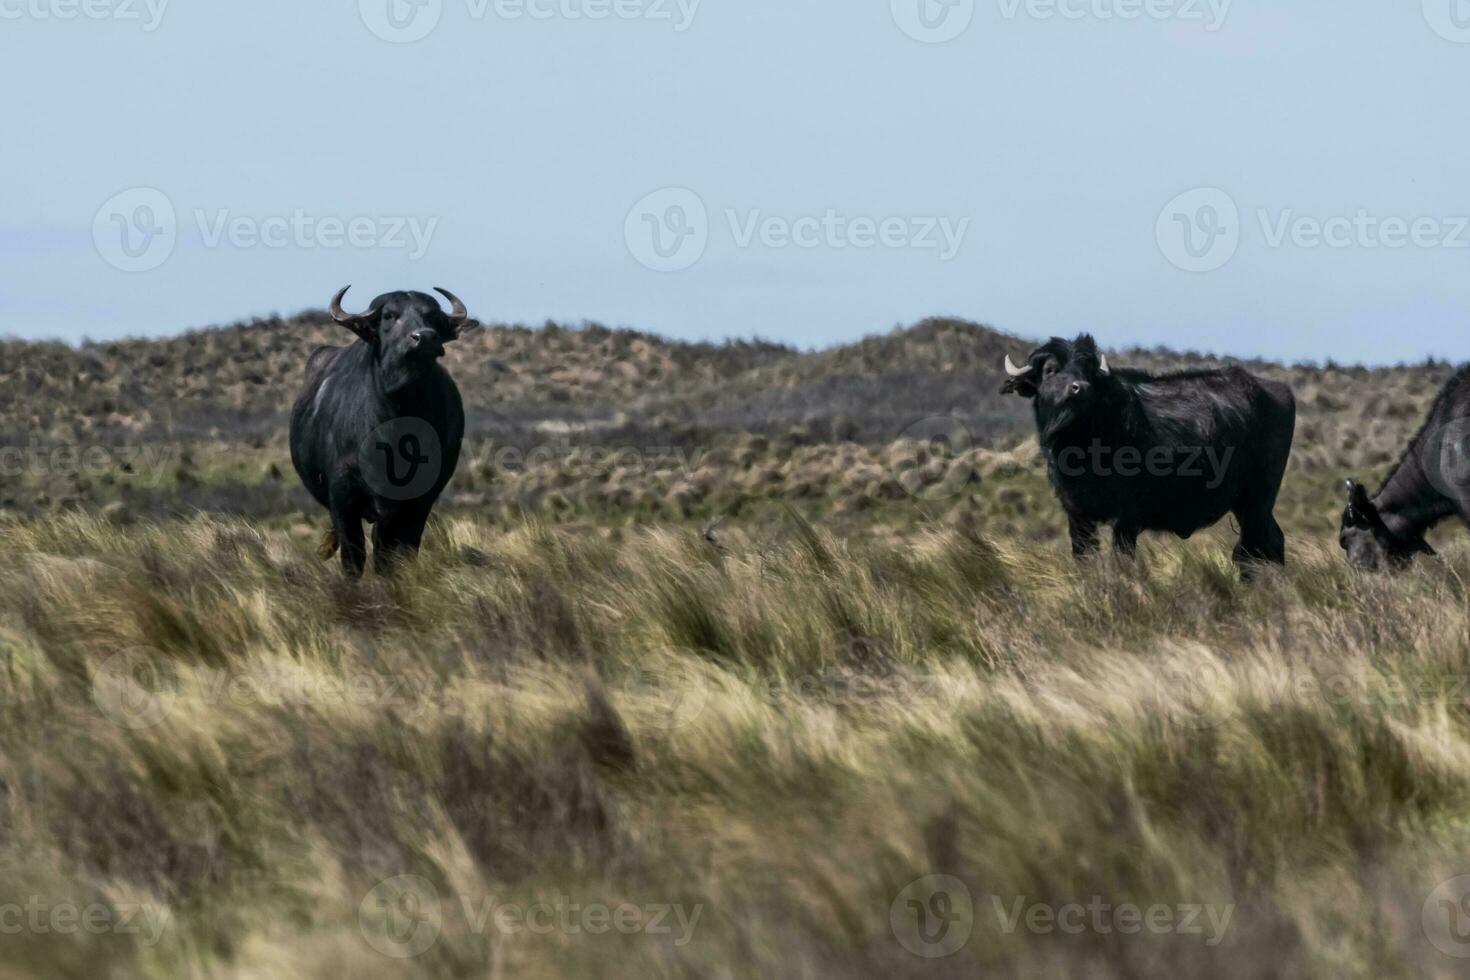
[
  {"left": 1001, "top": 334, "right": 1296, "bottom": 572},
  {"left": 1340, "top": 366, "right": 1470, "bottom": 569},
  {"left": 290, "top": 286, "right": 470, "bottom": 576}
]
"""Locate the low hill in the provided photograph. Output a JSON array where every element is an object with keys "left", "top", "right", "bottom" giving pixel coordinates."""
[{"left": 0, "top": 315, "right": 1454, "bottom": 538}]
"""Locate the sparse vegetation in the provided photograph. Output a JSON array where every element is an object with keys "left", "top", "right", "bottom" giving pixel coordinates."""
[{"left": 0, "top": 316, "right": 1467, "bottom": 978}]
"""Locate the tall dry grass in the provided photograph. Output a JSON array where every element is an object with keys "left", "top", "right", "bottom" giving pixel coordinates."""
[{"left": 1, "top": 511, "right": 1469, "bottom": 977}]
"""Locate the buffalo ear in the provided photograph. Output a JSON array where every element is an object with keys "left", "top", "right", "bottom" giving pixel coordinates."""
[
  {"left": 444, "top": 320, "right": 481, "bottom": 344},
  {"left": 1001, "top": 376, "right": 1038, "bottom": 398},
  {"left": 1344, "top": 479, "right": 1393, "bottom": 533},
  {"left": 338, "top": 314, "right": 379, "bottom": 345},
  {"left": 1345, "top": 479, "right": 1375, "bottom": 514}
]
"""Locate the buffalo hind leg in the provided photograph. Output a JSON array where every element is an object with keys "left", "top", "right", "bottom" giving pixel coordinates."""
[{"left": 372, "top": 509, "right": 430, "bottom": 576}]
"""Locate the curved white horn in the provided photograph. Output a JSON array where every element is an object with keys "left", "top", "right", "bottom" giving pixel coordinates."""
[
  {"left": 1004, "top": 355, "right": 1032, "bottom": 378},
  {"left": 1098, "top": 354, "right": 1111, "bottom": 376}
]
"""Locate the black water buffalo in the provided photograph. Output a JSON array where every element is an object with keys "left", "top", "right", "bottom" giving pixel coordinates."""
[
  {"left": 1001, "top": 334, "right": 1296, "bottom": 572},
  {"left": 290, "top": 286, "right": 469, "bottom": 576},
  {"left": 1340, "top": 366, "right": 1470, "bottom": 569}
]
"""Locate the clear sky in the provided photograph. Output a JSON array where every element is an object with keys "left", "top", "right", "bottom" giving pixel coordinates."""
[{"left": 4, "top": 0, "right": 1469, "bottom": 364}]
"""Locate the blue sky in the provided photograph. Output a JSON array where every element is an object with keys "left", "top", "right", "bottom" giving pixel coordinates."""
[{"left": 4, "top": 0, "right": 1470, "bottom": 363}]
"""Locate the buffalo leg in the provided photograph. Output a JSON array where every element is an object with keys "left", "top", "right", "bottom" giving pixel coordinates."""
[
  {"left": 372, "top": 509, "right": 430, "bottom": 576},
  {"left": 1232, "top": 510, "right": 1286, "bottom": 572},
  {"left": 334, "top": 514, "right": 367, "bottom": 578},
  {"left": 1112, "top": 522, "right": 1140, "bottom": 558},
  {"left": 1068, "top": 516, "right": 1100, "bottom": 558},
  {"left": 328, "top": 484, "right": 367, "bottom": 578}
]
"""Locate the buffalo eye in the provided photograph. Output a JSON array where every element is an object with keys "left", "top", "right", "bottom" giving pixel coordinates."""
[{"left": 1043, "top": 362, "right": 1057, "bottom": 377}]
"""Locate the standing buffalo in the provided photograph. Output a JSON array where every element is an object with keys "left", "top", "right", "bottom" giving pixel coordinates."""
[
  {"left": 1340, "top": 367, "right": 1470, "bottom": 569},
  {"left": 1001, "top": 334, "right": 1296, "bottom": 572},
  {"left": 290, "top": 286, "right": 469, "bottom": 576}
]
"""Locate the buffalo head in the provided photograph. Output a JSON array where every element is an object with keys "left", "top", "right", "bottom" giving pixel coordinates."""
[
  {"left": 1001, "top": 334, "right": 1111, "bottom": 443},
  {"left": 1338, "top": 479, "right": 1434, "bottom": 570},
  {"left": 329, "top": 286, "right": 470, "bottom": 391}
]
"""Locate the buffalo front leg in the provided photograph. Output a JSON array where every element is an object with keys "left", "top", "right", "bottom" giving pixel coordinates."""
[
  {"left": 1112, "top": 522, "right": 1140, "bottom": 559},
  {"left": 1068, "top": 516, "right": 1100, "bottom": 558},
  {"left": 328, "top": 485, "right": 367, "bottom": 578},
  {"left": 1232, "top": 510, "right": 1286, "bottom": 576},
  {"left": 333, "top": 513, "right": 367, "bottom": 578}
]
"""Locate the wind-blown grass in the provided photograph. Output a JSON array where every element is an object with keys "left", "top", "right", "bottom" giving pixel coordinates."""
[{"left": 1, "top": 512, "right": 1469, "bottom": 977}]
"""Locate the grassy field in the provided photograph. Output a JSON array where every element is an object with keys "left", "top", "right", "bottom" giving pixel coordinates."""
[
  {"left": 2, "top": 316, "right": 1470, "bottom": 977},
  {"left": 5, "top": 512, "right": 1470, "bottom": 977}
]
